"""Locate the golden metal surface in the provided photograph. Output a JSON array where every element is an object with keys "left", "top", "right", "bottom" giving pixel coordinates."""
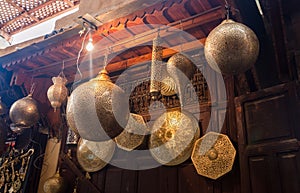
[
  {"left": 150, "top": 35, "right": 163, "bottom": 97},
  {"left": 47, "top": 75, "right": 68, "bottom": 112},
  {"left": 149, "top": 109, "right": 200, "bottom": 166},
  {"left": 43, "top": 171, "right": 67, "bottom": 193},
  {"left": 9, "top": 94, "right": 39, "bottom": 127},
  {"left": 115, "top": 113, "right": 148, "bottom": 151},
  {"left": 204, "top": 19, "right": 259, "bottom": 75},
  {"left": 76, "top": 138, "right": 115, "bottom": 172},
  {"left": 66, "top": 96, "right": 78, "bottom": 134},
  {"left": 191, "top": 132, "right": 236, "bottom": 179},
  {"left": 167, "top": 53, "right": 196, "bottom": 80},
  {"left": 161, "top": 76, "right": 177, "bottom": 96},
  {"left": 166, "top": 53, "right": 196, "bottom": 106},
  {"left": 70, "top": 68, "right": 129, "bottom": 141}
]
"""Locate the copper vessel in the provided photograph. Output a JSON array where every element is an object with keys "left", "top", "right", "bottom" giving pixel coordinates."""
[
  {"left": 9, "top": 94, "right": 39, "bottom": 127},
  {"left": 47, "top": 75, "right": 68, "bottom": 112},
  {"left": 76, "top": 138, "right": 115, "bottom": 172},
  {"left": 149, "top": 109, "right": 200, "bottom": 166},
  {"left": 204, "top": 19, "right": 259, "bottom": 74},
  {"left": 70, "top": 69, "right": 129, "bottom": 141}
]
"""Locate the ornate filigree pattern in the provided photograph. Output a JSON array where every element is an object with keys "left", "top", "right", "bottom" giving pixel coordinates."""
[{"left": 191, "top": 132, "right": 236, "bottom": 179}]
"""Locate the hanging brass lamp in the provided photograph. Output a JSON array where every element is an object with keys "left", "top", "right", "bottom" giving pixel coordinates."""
[
  {"left": 191, "top": 132, "right": 236, "bottom": 179},
  {"left": 76, "top": 138, "right": 115, "bottom": 172},
  {"left": 47, "top": 74, "right": 68, "bottom": 112},
  {"left": 43, "top": 170, "right": 67, "bottom": 193},
  {"left": 166, "top": 53, "right": 196, "bottom": 106},
  {"left": 149, "top": 109, "right": 200, "bottom": 166},
  {"left": 115, "top": 113, "right": 148, "bottom": 151},
  {"left": 66, "top": 96, "right": 78, "bottom": 134},
  {"left": 70, "top": 68, "right": 129, "bottom": 141},
  {"left": 150, "top": 33, "right": 164, "bottom": 99},
  {"left": 204, "top": 19, "right": 259, "bottom": 74},
  {"left": 9, "top": 94, "right": 39, "bottom": 128}
]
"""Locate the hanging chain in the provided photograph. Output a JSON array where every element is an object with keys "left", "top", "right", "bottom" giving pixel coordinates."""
[{"left": 224, "top": 0, "right": 231, "bottom": 19}]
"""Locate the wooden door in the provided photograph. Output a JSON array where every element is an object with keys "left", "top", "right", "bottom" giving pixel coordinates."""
[{"left": 235, "top": 83, "right": 300, "bottom": 193}]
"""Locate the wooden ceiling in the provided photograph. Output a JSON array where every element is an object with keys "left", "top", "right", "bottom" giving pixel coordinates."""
[
  {"left": 0, "top": 0, "right": 232, "bottom": 103},
  {"left": 0, "top": 0, "right": 80, "bottom": 41}
]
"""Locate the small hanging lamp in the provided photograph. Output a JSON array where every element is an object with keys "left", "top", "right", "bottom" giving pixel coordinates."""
[
  {"left": 47, "top": 62, "right": 68, "bottom": 112},
  {"left": 9, "top": 84, "right": 39, "bottom": 128},
  {"left": 150, "top": 31, "right": 165, "bottom": 99},
  {"left": 43, "top": 170, "right": 67, "bottom": 193}
]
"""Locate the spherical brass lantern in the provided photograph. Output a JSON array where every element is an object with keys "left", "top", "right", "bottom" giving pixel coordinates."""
[
  {"left": 166, "top": 53, "right": 196, "bottom": 106},
  {"left": 77, "top": 138, "right": 115, "bottom": 172},
  {"left": 71, "top": 69, "right": 129, "bottom": 141},
  {"left": 167, "top": 53, "right": 196, "bottom": 80},
  {"left": 204, "top": 19, "right": 259, "bottom": 74},
  {"left": 9, "top": 94, "right": 39, "bottom": 127},
  {"left": 47, "top": 75, "right": 68, "bottom": 112},
  {"left": 149, "top": 109, "right": 200, "bottom": 166},
  {"left": 66, "top": 96, "right": 78, "bottom": 134},
  {"left": 43, "top": 170, "right": 67, "bottom": 193}
]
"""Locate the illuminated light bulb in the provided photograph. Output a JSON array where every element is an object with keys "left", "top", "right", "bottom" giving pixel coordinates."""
[{"left": 86, "top": 37, "right": 94, "bottom": 51}]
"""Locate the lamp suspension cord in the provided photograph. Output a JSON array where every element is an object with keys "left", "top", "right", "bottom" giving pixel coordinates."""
[{"left": 74, "top": 28, "right": 91, "bottom": 85}]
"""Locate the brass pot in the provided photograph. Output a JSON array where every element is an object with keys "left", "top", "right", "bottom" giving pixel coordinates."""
[
  {"left": 77, "top": 138, "right": 115, "bottom": 172},
  {"left": 71, "top": 69, "right": 129, "bottom": 141},
  {"left": 204, "top": 19, "right": 259, "bottom": 74},
  {"left": 149, "top": 109, "right": 200, "bottom": 166},
  {"left": 9, "top": 94, "right": 39, "bottom": 127},
  {"left": 47, "top": 75, "right": 68, "bottom": 112},
  {"left": 43, "top": 171, "right": 67, "bottom": 193}
]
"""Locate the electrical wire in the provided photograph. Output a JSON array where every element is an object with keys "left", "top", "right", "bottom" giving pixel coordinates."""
[{"left": 73, "top": 28, "right": 91, "bottom": 87}]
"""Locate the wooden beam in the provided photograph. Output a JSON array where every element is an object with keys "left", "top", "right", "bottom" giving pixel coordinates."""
[
  {"left": 0, "top": 29, "right": 11, "bottom": 42},
  {"left": 59, "top": 153, "right": 102, "bottom": 193},
  {"left": 63, "top": 0, "right": 75, "bottom": 7}
]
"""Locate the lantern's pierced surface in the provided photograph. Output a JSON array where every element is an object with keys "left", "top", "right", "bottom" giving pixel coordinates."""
[
  {"left": 43, "top": 170, "right": 67, "bottom": 193},
  {"left": 70, "top": 68, "right": 129, "bottom": 141},
  {"left": 115, "top": 113, "right": 148, "bottom": 151},
  {"left": 204, "top": 19, "right": 259, "bottom": 74},
  {"left": 150, "top": 35, "right": 164, "bottom": 98},
  {"left": 76, "top": 138, "right": 115, "bottom": 172},
  {"left": 9, "top": 94, "right": 39, "bottom": 127},
  {"left": 66, "top": 96, "right": 78, "bottom": 134},
  {"left": 191, "top": 132, "right": 236, "bottom": 179},
  {"left": 149, "top": 109, "right": 200, "bottom": 166},
  {"left": 161, "top": 76, "right": 177, "bottom": 96},
  {"left": 166, "top": 53, "right": 196, "bottom": 106},
  {"left": 47, "top": 75, "right": 68, "bottom": 112}
]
